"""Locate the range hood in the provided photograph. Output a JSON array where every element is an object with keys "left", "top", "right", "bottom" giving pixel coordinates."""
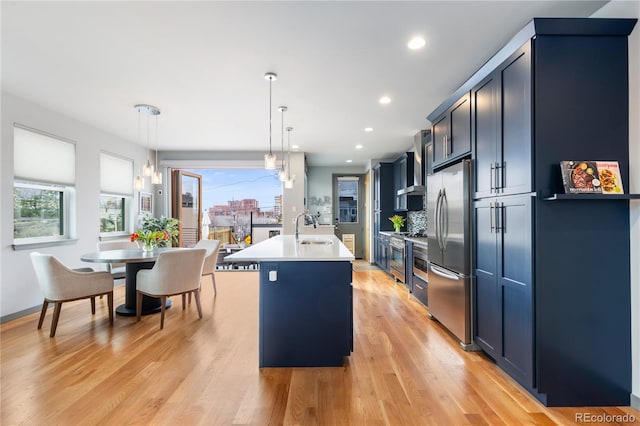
[{"left": 397, "top": 130, "right": 430, "bottom": 196}]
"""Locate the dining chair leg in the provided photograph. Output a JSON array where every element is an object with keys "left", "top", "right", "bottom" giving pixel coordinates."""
[
  {"left": 107, "top": 292, "right": 114, "bottom": 325},
  {"left": 38, "top": 300, "right": 48, "bottom": 330},
  {"left": 160, "top": 296, "right": 166, "bottom": 329},
  {"left": 182, "top": 294, "right": 186, "bottom": 310},
  {"left": 50, "top": 302, "right": 62, "bottom": 338},
  {"left": 136, "top": 292, "right": 142, "bottom": 322},
  {"left": 193, "top": 290, "right": 203, "bottom": 319},
  {"left": 91, "top": 297, "right": 96, "bottom": 315}
]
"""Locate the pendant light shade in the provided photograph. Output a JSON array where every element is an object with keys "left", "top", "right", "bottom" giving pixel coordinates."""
[
  {"left": 152, "top": 111, "right": 162, "bottom": 185},
  {"left": 278, "top": 106, "right": 288, "bottom": 182},
  {"left": 284, "top": 126, "right": 295, "bottom": 189},
  {"left": 134, "top": 104, "right": 160, "bottom": 188},
  {"left": 134, "top": 175, "right": 144, "bottom": 190},
  {"left": 264, "top": 72, "right": 277, "bottom": 170}
]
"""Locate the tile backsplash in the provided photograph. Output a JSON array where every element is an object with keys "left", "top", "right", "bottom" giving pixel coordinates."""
[{"left": 407, "top": 210, "right": 427, "bottom": 235}]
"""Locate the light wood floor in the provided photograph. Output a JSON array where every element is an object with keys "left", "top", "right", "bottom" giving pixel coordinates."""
[{"left": 1, "top": 264, "right": 638, "bottom": 425}]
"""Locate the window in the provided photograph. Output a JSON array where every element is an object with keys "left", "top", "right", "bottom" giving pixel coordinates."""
[
  {"left": 13, "top": 125, "right": 75, "bottom": 244},
  {"left": 100, "top": 153, "right": 133, "bottom": 236},
  {"left": 13, "top": 182, "right": 66, "bottom": 239},
  {"left": 99, "top": 195, "right": 126, "bottom": 233},
  {"left": 337, "top": 178, "right": 359, "bottom": 223}
]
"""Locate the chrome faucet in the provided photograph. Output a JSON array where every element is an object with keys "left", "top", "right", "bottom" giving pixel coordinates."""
[{"left": 295, "top": 209, "right": 318, "bottom": 242}]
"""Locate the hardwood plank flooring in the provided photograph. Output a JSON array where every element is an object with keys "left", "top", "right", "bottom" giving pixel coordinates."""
[{"left": 1, "top": 264, "right": 638, "bottom": 425}]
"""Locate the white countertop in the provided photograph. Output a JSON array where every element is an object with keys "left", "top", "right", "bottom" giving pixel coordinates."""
[{"left": 225, "top": 235, "right": 354, "bottom": 262}]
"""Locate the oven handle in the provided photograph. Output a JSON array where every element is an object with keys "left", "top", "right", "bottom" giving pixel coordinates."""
[{"left": 429, "top": 264, "right": 459, "bottom": 281}]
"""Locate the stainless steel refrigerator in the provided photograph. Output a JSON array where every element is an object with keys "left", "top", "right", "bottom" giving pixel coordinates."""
[{"left": 426, "top": 160, "right": 474, "bottom": 349}]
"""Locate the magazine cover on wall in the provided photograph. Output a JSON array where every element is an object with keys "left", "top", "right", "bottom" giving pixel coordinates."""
[
  {"left": 560, "top": 161, "right": 624, "bottom": 194},
  {"left": 139, "top": 192, "right": 153, "bottom": 214}
]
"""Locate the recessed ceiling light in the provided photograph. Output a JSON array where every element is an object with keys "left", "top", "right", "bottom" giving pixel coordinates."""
[
  {"left": 408, "top": 37, "right": 426, "bottom": 50},
  {"left": 291, "top": 144, "right": 299, "bottom": 150},
  {"left": 355, "top": 144, "right": 363, "bottom": 149},
  {"left": 346, "top": 159, "right": 353, "bottom": 163},
  {"left": 364, "top": 127, "right": 373, "bottom": 132},
  {"left": 379, "top": 96, "right": 391, "bottom": 104}
]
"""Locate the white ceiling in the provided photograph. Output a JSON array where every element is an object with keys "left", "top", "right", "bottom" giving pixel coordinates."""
[{"left": 1, "top": 1, "right": 607, "bottom": 167}]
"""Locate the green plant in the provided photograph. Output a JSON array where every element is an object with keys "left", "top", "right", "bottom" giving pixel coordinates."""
[
  {"left": 139, "top": 215, "right": 179, "bottom": 247},
  {"left": 389, "top": 214, "right": 405, "bottom": 231}
]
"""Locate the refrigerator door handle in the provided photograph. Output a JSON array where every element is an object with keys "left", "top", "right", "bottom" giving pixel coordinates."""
[
  {"left": 441, "top": 188, "right": 449, "bottom": 250},
  {"left": 430, "top": 264, "right": 460, "bottom": 281},
  {"left": 435, "top": 189, "right": 443, "bottom": 249}
]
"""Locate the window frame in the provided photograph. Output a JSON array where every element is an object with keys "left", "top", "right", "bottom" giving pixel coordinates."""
[
  {"left": 99, "top": 193, "right": 132, "bottom": 238},
  {"left": 13, "top": 180, "right": 72, "bottom": 245}
]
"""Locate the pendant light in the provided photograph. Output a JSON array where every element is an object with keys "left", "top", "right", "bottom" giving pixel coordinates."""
[
  {"left": 142, "top": 109, "right": 154, "bottom": 177},
  {"left": 134, "top": 104, "right": 160, "bottom": 189},
  {"left": 278, "top": 105, "right": 288, "bottom": 182},
  {"left": 151, "top": 109, "right": 162, "bottom": 185},
  {"left": 134, "top": 106, "right": 144, "bottom": 190},
  {"left": 264, "top": 72, "right": 277, "bottom": 170},
  {"left": 284, "top": 126, "right": 295, "bottom": 189}
]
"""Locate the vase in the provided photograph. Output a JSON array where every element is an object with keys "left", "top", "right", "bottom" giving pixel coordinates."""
[
  {"left": 394, "top": 225, "right": 401, "bottom": 233},
  {"left": 142, "top": 241, "right": 155, "bottom": 253}
]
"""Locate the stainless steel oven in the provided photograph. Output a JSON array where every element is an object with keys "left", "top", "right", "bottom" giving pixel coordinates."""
[
  {"left": 389, "top": 235, "right": 405, "bottom": 283},
  {"left": 412, "top": 242, "right": 428, "bottom": 305}
]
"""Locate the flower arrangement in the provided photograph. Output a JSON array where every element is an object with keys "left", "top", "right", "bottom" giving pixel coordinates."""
[
  {"left": 139, "top": 215, "right": 179, "bottom": 247},
  {"left": 131, "top": 229, "right": 169, "bottom": 251},
  {"left": 389, "top": 214, "right": 406, "bottom": 233}
]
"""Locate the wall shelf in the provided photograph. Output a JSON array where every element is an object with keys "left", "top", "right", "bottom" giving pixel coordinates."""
[{"left": 544, "top": 194, "right": 640, "bottom": 201}]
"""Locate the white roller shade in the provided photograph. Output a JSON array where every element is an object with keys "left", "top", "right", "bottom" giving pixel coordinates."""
[
  {"left": 13, "top": 126, "right": 76, "bottom": 185},
  {"left": 100, "top": 152, "right": 133, "bottom": 196}
]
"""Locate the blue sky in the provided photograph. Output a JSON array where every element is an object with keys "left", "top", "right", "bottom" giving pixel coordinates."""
[{"left": 187, "top": 169, "right": 283, "bottom": 211}]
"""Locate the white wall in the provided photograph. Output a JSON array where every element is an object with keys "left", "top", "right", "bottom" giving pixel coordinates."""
[
  {"left": 592, "top": 0, "right": 640, "bottom": 407},
  {"left": 0, "top": 92, "right": 148, "bottom": 318}
]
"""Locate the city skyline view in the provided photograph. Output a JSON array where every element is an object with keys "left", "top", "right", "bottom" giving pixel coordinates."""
[{"left": 187, "top": 169, "right": 283, "bottom": 212}]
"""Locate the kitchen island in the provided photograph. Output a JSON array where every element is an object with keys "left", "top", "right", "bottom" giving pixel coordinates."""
[{"left": 225, "top": 235, "right": 354, "bottom": 367}]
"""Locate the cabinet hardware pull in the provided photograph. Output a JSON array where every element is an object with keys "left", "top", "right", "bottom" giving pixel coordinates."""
[
  {"left": 490, "top": 163, "right": 496, "bottom": 192},
  {"left": 442, "top": 136, "right": 447, "bottom": 159},
  {"left": 415, "top": 284, "right": 424, "bottom": 290},
  {"left": 489, "top": 202, "right": 496, "bottom": 234},
  {"left": 496, "top": 202, "right": 503, "bottom": 232}
]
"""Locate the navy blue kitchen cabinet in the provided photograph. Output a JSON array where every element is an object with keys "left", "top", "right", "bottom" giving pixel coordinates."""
[
  {"left": 431, "top": 17, "right": 637, "bottom": 406},
  {"left": 259, "top": 261, "right": 352, "bottom": 367},
  {"left": 373, "top": 162, "right": 394, "bottom": 270},
  {"left": 474, "top": 195, "right": 533, "bottom": 387},
  {"left": 472, "top": 44, "right": 532, "bottom": 199},
  {"left": 431, "top": 92, "right": 471, "bottom": 170}
]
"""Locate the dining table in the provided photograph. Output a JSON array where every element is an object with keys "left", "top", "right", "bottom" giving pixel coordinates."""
[{"left": 80, "top": 247, "right": 181, "bottom": 316}]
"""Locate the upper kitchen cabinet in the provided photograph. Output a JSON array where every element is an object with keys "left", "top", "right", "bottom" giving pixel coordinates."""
[
  {"left": 473, "top": 44, "right": 532, "bottom": 199},
  {"left": 431, "top": 92, "right": 471, "bottom": 170}
]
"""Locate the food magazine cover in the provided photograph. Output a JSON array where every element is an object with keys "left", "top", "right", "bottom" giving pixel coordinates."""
[
  {"left": 596, "top": 161, "right": 624, "bottom": 194},
  {"left": 560, "top": 161, "right": 602, "bottom": 193}
]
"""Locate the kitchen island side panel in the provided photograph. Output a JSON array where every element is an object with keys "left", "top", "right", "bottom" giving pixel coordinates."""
[{"left": 259, "top": 261, "right": 353, "bottom": 367}]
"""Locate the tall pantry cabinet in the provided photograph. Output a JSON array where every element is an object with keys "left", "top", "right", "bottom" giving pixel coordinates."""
[{"left": 431, "top": 18, "right": 637, "bottom": 407}]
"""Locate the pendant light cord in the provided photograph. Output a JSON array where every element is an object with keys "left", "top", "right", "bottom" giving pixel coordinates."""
[{"left": 269, "top": 78, "right": 273, "bottom": 156}]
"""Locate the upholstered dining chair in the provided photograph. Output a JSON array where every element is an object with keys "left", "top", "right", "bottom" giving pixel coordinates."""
[
  {"left": 136, "top": 249, "right": 206, "bottom": 329},
  {"left": 194, "top": 239, "right": 221, "bottom": 295},
  {"left": 30, "top": 252, "right": 114, "bottom": 337},
  {"left": 97, "top": 239, "right": 138, "bottom": 280}
]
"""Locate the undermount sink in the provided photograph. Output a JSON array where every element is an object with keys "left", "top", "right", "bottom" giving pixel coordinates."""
[{"left": 299, "top": 239, "right": 333, "bottom": 245}]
